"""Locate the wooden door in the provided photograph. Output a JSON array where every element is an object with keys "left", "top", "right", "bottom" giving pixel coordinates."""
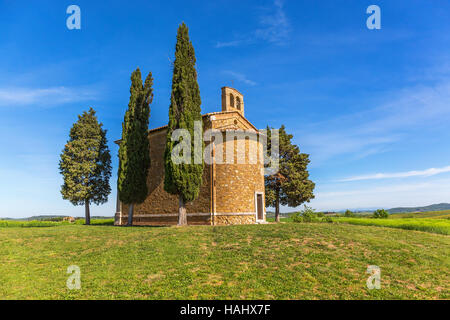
[{"left": 257, "top": 194, "right": 264, "bottom": 220}]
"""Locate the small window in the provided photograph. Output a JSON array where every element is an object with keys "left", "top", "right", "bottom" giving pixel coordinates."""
[
  {"left": 236, "top": 96, "right": 241, "bottom": 110},
  {"left": 230, "top": 93, "right": 235, "bottom": 108}
]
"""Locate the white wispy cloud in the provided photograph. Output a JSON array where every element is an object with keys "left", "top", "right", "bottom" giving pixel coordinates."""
[
  {"left": 310, "top": 178, "right": 450, "bottom": 211},
  {"left": 255, "top": 0, "right": 290, "bottom": 45},
  {"left": 298, "top": 79, "right": 450, "bottom": 165},
  {"left": 215, "top": 40, "right": 246, "bottom": 49},
  {"left": 222, "top": 71, "right": 257, "bottom": 86},
  {"left": 340, "top": 165, "right": 450, "bottom": 182},
  {"left": 0, "top": 86, "right": 98, "bottom": 107},
  {"left": 302, "top": 73, "right": 450, "bottom": 209},
  {"left": 215, "top": 0, "right": 290, "bottom": 48}
]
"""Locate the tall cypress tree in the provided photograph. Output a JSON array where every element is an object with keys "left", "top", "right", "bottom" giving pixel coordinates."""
[
  {"left": 59, "top": 108, "right": 112, "bottom": 225},
  {"left": 265, "top": 125, "right": 315, "bottom": 222},
  {"left": 164, "top": 22, "right": 204, "bottom": 226},
  {"left": 118, "top": 68, "right": 153, "bottom": 226}
]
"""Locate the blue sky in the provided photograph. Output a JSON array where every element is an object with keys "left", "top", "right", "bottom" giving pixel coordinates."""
[{"left": 0, "top": 0, "right": 449, "bottom": 217}]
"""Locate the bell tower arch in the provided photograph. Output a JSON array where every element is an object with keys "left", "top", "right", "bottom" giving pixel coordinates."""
[{"left": 221, "top": 87, "right": 244, "bottom": 117}]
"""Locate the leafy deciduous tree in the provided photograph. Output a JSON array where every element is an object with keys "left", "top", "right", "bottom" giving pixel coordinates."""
[
  {"left": 344, "top": 209, "right": 355, "bottom": 217},
  {"left": 373, "top": 209, "right": 389, "bottom": 219}
]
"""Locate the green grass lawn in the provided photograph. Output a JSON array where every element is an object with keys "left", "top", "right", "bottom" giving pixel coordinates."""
[{"left": 0, "top": 222, "right": 448, "bottom": 299}]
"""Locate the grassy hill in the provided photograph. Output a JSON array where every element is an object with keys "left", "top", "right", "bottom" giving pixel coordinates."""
[
  {"left": 0, "top": 222, "right": 448, "bottom": 299},
  {"left": 388, "top": 203, "right": 450, "bottom": 213}
]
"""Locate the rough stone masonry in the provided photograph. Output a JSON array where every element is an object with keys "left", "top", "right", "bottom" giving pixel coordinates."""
[{"left": 115, "top": 87, "right": 266, "bottom": 226}]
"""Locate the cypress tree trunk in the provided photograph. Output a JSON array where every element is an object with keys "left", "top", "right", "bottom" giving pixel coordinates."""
[
  {"left": 178, "top": 195, "right": 187, "bottom": 226},
  {"left": 127, "top": 204, "right": 134, "bottom": 226},
  {"left": 275, "top": 188, "right": 280, "bottom": 223},
  {"left": 85, "top": 200, "right": 91, "bottom": 225}
]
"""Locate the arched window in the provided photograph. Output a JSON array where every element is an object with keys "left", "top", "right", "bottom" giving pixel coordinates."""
[
  {"left": 236, "top": 96, "right": 241, "bottom": 110},
  {"left": 230, "top": 93, "right": 235, "bottom": 108}
]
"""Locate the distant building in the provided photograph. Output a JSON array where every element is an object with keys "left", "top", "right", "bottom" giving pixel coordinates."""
[
  {"left": 115, "top": 87, "right": 266, "bottom": 226},
  {"left": 63, "top": 216, "right": 75, "bottom": 223}
]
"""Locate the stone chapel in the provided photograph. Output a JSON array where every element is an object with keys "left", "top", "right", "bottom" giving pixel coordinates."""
[{"left": 115, "top": 87, "right": 266, "bottom": 226}]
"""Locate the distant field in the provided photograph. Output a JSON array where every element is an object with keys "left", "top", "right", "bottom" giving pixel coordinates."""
[
  {"left": 329, "top": 210, "right": 450, "bottom": 235},
  {"left": 333, "top": 217, "right": 450, "bottom": 235},
  {"left": 0, "top": 219, "right": 114, "bottom": 228},
  {"left": 269, "top": 210, "right": 450, "bottom": 235},
  {"left": 390, "top": 210, "right": 450, "bottom": 219},
  {"left": 0, "top": 222, "right": 448, "bottom": 299}
]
